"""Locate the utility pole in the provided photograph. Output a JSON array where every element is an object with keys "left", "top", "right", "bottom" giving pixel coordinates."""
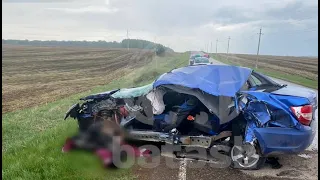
[
  {"left": 215, "top": 39, "right": 218, "bottom": 54},
  {"left": 205, "top": 43, "right": 207, "bottom": 53},
  {"left": 126, "top": 29, "right": 129, "bottom": 51},
  {"left": 154, "top": 36, "right": 157, "bottom": 55},
  {"left": 210, "top": 41, "right": 212, "bottom": 53},
  {"left": 227, "top": 36, "right": 231, "bottom": 54},
  {"left": 256, "top": 28, "right": 263, "bottom": 68},
  {"left": 206, "top": 43, "right": 209, "bottom": 53},
  {"left": 226, "top": 36, "right": 231, "bottom": 61},
  {"left": 154, "top": 36, "right": 157, "bottom": 68}
]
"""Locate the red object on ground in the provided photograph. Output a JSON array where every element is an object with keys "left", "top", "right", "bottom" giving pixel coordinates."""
[
  {"left": 121, "top": 143, "right": 152, "bottom": 158},
  {"left": 62, "top": 138, "right": 76, "bottom": 152},
  {"left": 140, "top": 149, "right": 152, "bottom": 158},
  {"left": 62, "top": 138, "right": 152, "bottom": 168},
  {"left": 95, "top": 148, "right": 113, "bottom": 166}
]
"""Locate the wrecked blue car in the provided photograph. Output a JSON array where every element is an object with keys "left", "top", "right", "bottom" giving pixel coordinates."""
[{"left": 64, "top": 65, "right": 317, "bottom": 169}]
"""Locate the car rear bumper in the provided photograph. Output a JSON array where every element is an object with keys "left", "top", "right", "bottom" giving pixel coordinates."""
[{"left": 254, "top": 119, "right": 316, "bottom": 155}]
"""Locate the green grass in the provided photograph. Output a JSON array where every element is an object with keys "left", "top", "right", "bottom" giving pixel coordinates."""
[
  {"left": 211, "top": 54, "right": 318, "bottom": 89},
  {"left": 2, "top": 53, "right": 189, "bottom": 180}
]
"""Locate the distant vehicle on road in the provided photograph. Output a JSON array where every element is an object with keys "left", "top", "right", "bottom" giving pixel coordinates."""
[
  {"left": 203, "top": 54, "right": 210, "bottom": 58},
  {"left": 189, "top": 54, "right": 202, "bottom": 65},
  {"left": 192, "top": 57, "right": 211, "bottom": 65}
]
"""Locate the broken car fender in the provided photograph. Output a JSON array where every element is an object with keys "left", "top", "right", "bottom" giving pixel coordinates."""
[
  {"left": 64, "top": 103, "right": 80, "bottom": 120},
  {"left": 235, "top": 91, "right": 313, "bottom": 154}
]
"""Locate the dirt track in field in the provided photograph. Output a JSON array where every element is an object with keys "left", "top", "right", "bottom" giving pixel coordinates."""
[
  {"left": 216, "top": 53, "right": 318, "bottom": 81},
  {"left": 2, "top": 45, "right": 155, "bottom": 113}
]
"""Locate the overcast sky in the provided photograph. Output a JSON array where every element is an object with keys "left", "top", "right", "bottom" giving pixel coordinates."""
[{"left": 3, "top": 0, "right": 318, "bottom": 56}]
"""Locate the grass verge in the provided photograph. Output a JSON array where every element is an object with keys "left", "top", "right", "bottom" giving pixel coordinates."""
[
  {"left": 211, "top": 54, "right": 318, "bottom": 89},
  {"left": 2, "top": 53, "right": 189, "bottom": 180}
]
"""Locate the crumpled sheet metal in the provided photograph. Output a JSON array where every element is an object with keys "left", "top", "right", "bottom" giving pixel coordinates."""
[{"left": 241, "top": 91, "right": 307, "bottom": 144}]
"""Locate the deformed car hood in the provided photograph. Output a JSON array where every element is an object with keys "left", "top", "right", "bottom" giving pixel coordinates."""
[{"left": 153, "top": 65, "right": 252, "bottom": 97}]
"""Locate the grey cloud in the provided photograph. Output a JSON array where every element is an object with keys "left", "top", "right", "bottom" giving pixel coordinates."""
[
  {"left": 212, "top": 7, "right": 257, "bottom": 25},
  {"left": 2, "top": 0, "right": 318, "bottom": 55},
  {"left": 71, "top": 0, "right": 222, "bottom": 31},
  {"left": 210, "top": 0, "right": 317, "bottom": 26},
  {"left": 262, "top": 1, "right": 318, "bottom": 21}
]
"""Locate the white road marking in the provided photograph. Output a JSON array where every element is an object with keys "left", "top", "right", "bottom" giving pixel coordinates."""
[
  {"left": 298, "top": 154, "right": 313, "bottom": 159},
  {"left": 178, "top": 158, "right": 187, "bottom": 180}
]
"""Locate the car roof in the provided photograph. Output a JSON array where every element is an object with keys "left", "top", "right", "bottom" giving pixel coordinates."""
[{"left": 154, "top": 65, "right": 253, "bottom": 97}]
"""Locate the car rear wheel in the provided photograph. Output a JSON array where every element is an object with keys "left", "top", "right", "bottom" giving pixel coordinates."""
[{"left": 230, "top": 143, "right": 266, "bottom": 170}]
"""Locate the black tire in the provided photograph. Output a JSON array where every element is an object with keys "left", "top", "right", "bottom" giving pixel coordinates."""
[{"left": 229, "top": 142, "right": 266, "bottom": 170}]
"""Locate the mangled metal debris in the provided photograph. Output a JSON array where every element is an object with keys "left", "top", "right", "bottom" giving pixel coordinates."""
[{"left": 63, "top": 64, "right": 317, "bottom": 169}]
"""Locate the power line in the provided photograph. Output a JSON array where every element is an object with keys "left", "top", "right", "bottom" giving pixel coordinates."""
[
  {"left": 230, "top": 26, "right": 317, "bottom": 41},
  {"left": 211, "top": 21, "right": 316, "bottom": 56},
  {"left": 234, "top": 27, "right": 316, "bottom": 40},
  {"left": 276, "top": 17, "right": 318, "bottom": 24},
  {"left": 231, "top": 34, "right": 256, "bottom": 41},
  {"left": 264, "top": 28, "right": 318, "bottom": 35},
  {"left": 229, "top": 28, "right": 261, "bottom": 41}
]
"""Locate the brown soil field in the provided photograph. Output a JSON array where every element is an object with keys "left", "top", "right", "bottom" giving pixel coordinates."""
[
  {"left": 2, "top": 45, "right": 155, "bottom": 113},
  {"left": 216, "top": 53, "right": 318, "bottom": 81}
]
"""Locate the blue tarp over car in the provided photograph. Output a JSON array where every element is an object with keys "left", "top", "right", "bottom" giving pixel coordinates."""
[{"left": 153, "top": 65, "right": 252, "bottom": 97}]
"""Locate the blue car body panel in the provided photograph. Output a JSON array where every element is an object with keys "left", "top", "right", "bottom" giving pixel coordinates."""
[
  {"left": 153, "top": 65, "right": 252, "bottom": 97},
  {"left": 240, "top": 91, "right": 316, "bottom": 155},
  {"left": 254, "top": 121, "right": 316, "bottom": 155},
  {"left": 272, "top": 85, "right": 317, "bottom": 106}
]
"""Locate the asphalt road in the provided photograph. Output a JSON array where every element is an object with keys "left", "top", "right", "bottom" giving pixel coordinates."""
[{"left": 134, "top": 56, "right": 318, "bottom": 180}]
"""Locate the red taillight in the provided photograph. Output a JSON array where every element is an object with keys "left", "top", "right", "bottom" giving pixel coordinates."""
[{"left": 290, "top": 105, "right": 313, "bottom": 126}]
